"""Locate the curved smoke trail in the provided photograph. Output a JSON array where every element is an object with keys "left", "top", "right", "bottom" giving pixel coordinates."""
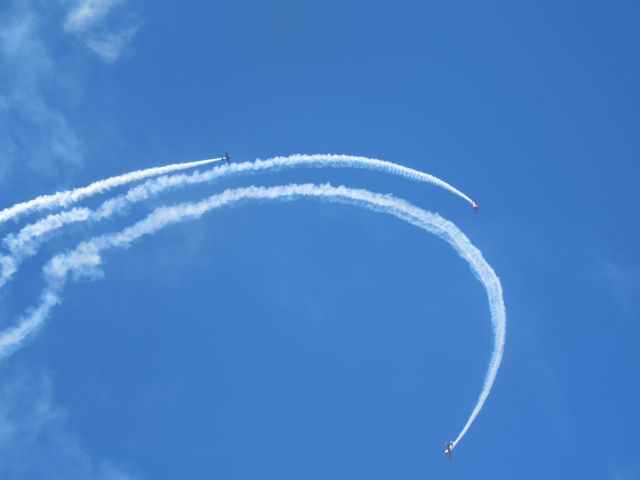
[
  {"left": 0, "top": 154, "right": 474, "bottom": 288},
  {"left": 253, "top": 154, "right": 474, "bottom": 204},
  {"left": 0, "top": 157, "right": 224, "bottom": 226},
  {"left": 0, "top": 183, "right": 504, "bottom": 448},
  {"left": 110, "top": 153, "right": 474, "bottom": 205}
]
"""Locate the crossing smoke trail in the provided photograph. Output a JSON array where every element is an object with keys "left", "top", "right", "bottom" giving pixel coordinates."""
[
  {"left": 0, "top": 208, "right": 92, "bottom": 286},
  {"left": 0, "top": 157, "right": 224, "bottom": 226},
  {"left": 0, "top": 208, "right": 91, "bottom": 288},
  {"left": 0, "top": 183, "right": 505, "bottom": 449},
  {"left": 0, "top": 154, "right": 474, "bottom": 288}
]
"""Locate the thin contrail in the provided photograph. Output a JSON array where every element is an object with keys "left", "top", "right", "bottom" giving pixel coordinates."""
[
  {"left": 0, "top": 154, "right": 475, "bottom": 288},
  {"left": 0, "top": 183, "right": 504, "bottom": 448},
  {"left": 0, "top": 157, "right": 224, "bottom": 226}
]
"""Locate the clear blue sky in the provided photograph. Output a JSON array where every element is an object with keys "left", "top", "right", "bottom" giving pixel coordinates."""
[{"left": 0, "top": 1, "right": 639, "bottom": 478}]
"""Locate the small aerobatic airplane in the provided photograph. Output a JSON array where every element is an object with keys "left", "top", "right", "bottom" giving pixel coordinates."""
[
  {"left": 444, "top": 441, "right": 455, "bottom": 460},
  {"left": 222, "top": 152, "right": 231, "bottom": 164},
  {"left": 471, "top": 200, "right": 479, "bottom": 213}
]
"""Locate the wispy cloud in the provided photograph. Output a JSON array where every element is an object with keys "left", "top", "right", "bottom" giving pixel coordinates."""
[
  {"left": 0, "top": 0, "right": 139, "bottom": 190},
  {"left": 63, "top": 0, "right": 138, "bottom": 63},
  {"left": 64, "top": 0, "right": 125, "bottom": 33},
  {"left": 609, "top": 467, "right": 639, "bottom": 480},
  {"left": 597, "top": 258, "right": 640, "bottom": 317},
  {"left": 0, "top": 2, "right": 83, "bottom": 186},
  {"left": 0, "top": 366, "right": 140, "bottom": 479},
  {"left": 84, "top": 24, "right": 138, "bottom": 63}
]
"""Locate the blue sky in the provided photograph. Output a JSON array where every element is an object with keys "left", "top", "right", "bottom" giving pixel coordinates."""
[{"left": 1, "top": 0, "right": 639, "bottom": 478}]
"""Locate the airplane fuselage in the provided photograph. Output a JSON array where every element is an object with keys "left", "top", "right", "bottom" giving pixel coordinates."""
[{"left": 444, "top": 441, "right": 454, "bottom": 459}]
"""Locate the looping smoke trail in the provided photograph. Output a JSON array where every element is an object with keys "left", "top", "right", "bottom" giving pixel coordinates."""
[
  {"left": 0, "top": 154, "right": 475, "bottom": 289},
  {"left": 0, "top": 183, "right": 504, "bottom": 448},
  {"left": 0, "top": 157, "right": 223, "bottom": 225}
]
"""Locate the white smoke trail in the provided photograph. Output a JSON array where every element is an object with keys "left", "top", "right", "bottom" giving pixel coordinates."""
[
  {"left": 253, "top": 154, "right": 474, "bottom": 204},
  {"left": 0, "top": 208, "right": 92, "bottom": 288},
  {"left": 105, "top": 153, "right": 475, "bottom": 207},
  {"left": 0, "top": 183, "right": 504, "bottom": 447},
  {"left": 0, "top": 154, "right": 475, "bottom": 288},
  {"left": 0, "top": 157, "right": 224, "bottom": 226}
]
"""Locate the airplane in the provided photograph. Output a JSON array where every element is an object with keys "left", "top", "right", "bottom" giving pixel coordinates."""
[
  {"left": 444, "top": 441, "right": 454, "bottom": 460},
  {"left": 471, "top": 200, "right": 479, "bottom": 213},
  {"left": 222, "top": 152, "right": 231, "bottom": 164}
]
